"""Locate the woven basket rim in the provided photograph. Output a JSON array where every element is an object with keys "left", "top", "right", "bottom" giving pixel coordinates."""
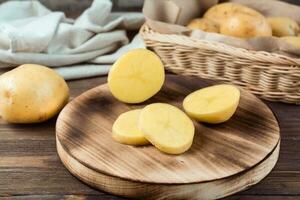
[{"left": 140, "top": 24, "right": 300, "bottom": 66}]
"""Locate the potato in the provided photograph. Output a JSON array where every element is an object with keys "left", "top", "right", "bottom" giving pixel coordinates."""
[
  {"left": 220, "top": 14, "right": 272, "bottom": 38},
  {"left": 281, "top": 36, "right": 300, "bottom": 48},
  {"left": 267, "top": 17, "right": 299, "bottom": 37},
  {"left": 139, "top": 103, "right": 195, "bottom": 155},
  {"left": 108, "top": 49, "right": 165, "bottom": 104},
  {"left": 187, "top": 18, "right": 219, "bottom": 33},
  {"left": 112, "top": 109, "right": 150, "bottom": 146},
  {"left": 183, "top": 85, "right": 240, "bottom": 124},
  {"left": 0, "top": 64, "right": 69, "bottom": 123},
  {"left": 204, "top": 3, "right": 264, "bottom": 25}
]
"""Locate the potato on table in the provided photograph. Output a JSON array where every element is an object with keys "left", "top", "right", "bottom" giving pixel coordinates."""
[
  {"left": 0, "top": 64, "right": 69, "bottom": 123},
  {"left": 112, "top": 109, "right": 149, "bottom": 146},
  {"left": 183, "top": 85, "right": 240, "bottom": 124},
  {"left": 187, "top": 18, "right": 219, "bottom": 33},
  {"left": 108, "top": 49, "right": 165, "bottom": 104},
  {"left": 139, "top": 103, "right": 195, "bottom": 155},
  {"left": 267, "top": 17, "right": 299, "bottom": 37}
]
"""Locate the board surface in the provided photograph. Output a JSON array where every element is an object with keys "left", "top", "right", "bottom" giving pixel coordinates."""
[
  {"left": 56, "top": 138, "right": 280, "bottom": 200},
  {"left": 56, "top": 76, "right": 280, "bottom": 184}
]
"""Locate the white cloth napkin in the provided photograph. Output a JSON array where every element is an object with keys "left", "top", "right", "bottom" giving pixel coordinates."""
[{"left": 0, "top": 0, "right": 145, "bottom": 80}]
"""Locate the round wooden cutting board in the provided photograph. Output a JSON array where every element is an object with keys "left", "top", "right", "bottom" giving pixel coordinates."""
[{"left": 56, "top": 75, "right": 280, "bottom": 199}]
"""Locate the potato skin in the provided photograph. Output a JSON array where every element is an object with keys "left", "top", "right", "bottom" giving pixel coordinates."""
[
  {"left": 187, "top": 18, "right": 219, "bottom": 33},
  {"left": 281, "top": 36, "right": 300, "bottom": 48},
  {"left": 267, "top": 17, "right": 299, "bottom": 37},
  {"left": 0, "top": 64, "right": 69, "bottom": 123},
  {"left": 204, "top": 3, "right": 264, "bottom": 25},
  {"left": 220, "top": 14, "right": 272, "bottom": 38}
]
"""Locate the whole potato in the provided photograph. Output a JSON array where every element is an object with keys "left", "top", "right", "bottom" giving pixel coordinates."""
[
  {"left": 0, "top": 64, "right": 69, "bottom": 123},
  {"left": 281, "top": 36, "right": 300, "bottom": 48},
  {"left": 220, "top": 14, "right": 272, "bottom": 38},
  {"left": 204, "top": 3, "right": 264, "bottom": 25},
  {"left": 267, "top": 17, "right": 299, "bottom": 37},
  {"left": 187, "top": 18, "right": 219, "bottom": 33}
]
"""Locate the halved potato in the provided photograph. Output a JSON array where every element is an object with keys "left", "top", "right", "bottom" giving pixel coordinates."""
[
  {"left": 112, "top": 109, "right": 150, "bottom": 146},
  {"left": 183, "top": 85, "right": 240, "bottom": 124},
  {"left": 139, "top": 103, "right": 195, "bottom": 155},
  {"left": 108, "top": 49, "right": 165, "bottom": 104}
]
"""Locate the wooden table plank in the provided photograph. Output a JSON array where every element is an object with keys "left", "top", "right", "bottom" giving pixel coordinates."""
[{"left": 0, "top": 76, "right": 299, "bottom": 199}]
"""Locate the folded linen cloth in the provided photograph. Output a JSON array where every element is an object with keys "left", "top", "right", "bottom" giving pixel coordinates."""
[{"left": 0, "top": 0, "right": 145, "bottom": 80}]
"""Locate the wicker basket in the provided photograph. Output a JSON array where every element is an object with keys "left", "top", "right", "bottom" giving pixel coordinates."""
[{"left": 140, "top": 24, "right": 300, "bottom": 104}]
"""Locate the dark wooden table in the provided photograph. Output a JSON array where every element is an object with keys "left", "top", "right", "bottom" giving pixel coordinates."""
[{"left": 0, "top": 76, "right": 299, "bottom": 200}]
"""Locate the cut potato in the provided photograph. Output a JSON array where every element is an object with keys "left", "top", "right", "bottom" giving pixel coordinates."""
[
  {"left": 204, "top": 3, "right": 264, "bottom": 25},
  {"left": 220, "top": 14, "right": 272, "bottom": 38},
  {"left": 281, "top": 36, "right": 300, "bottom": 48},
  {"left": 0, "top": 64, "right": 69, "bottom": 123},
  {"left": 187, "top": 18, "right": 219, "bottom": 33},
  {"left": 112, "top": 109, "right": 149, "bottom": 145},
  {"left": 183, "top": 85, "right": 240, "bottom": 124},
  {"left": 108, "top": 49, "right": 165, "bottom": 104},
  {"left": 267, "top": 17, "right": 299, "bottom": 37},
  {"left": 139, "top": 103, "right": 195, "bottom": 155}
]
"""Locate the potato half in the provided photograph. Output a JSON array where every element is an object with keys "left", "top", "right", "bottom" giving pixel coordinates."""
[
  {"left": 183, "top": 85, "right": 240, "bottom": 124},
  {"left": 112, "top": 109, "right": 150, "bottom": 146},
  {"left": 108, "top": 49, "right": 165, "bottom": 104},
  {"left": 139, "top": 103, "right": 195, "bottom": 155}
]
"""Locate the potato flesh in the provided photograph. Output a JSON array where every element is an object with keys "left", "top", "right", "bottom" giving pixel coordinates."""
[
  {"left": 0, "top": 64, "right": 69, "bottom": 123},
  {"left": 112, "top": 109, "right": 149, "bottom": 145},
  {"left": 267, "top": 17, "right": 299, "bottom": 37},
  {"left": 139, "top": 103, "right": 195, "bottom": 155},
  {"left": 108, "top": 49, "right": 165, "bottom": 104},
  {"left": 183, "top": 85, "right": 240, "bottom": 124}
]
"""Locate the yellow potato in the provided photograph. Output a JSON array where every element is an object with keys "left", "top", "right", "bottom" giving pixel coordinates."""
[
  {"left": 220, "top": 14, "right": 272, "bottom": 38},
  {"left": 183, "top": 85, "right": 240, "bottom": 124},
  {"left": 0, "top": 64, "right": 69, "bottom": 123},
  {"left": 204, "top": 3, "right": 264, "bottom": 25},
  {"left": 112, "top": 109, "right": 150, "bottom": 145},
  {"left": 267, "top": 17, "right": 299, "bottom": 37},
  {"left": 108, "top": 49, "right": 165, "bottom": 104},
  {"left": 139, "top": 103, "right": 195, "bottom": 155},
  {"left": 281, "top": 36, "right": 300, "bottom": 48},
  {"left": 187, "top": 18, "right": 219, "bottom": 33}
]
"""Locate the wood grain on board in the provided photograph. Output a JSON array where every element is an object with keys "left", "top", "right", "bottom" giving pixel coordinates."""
[
  {"left": 56, "top": 75, "right": 280, "bottom": 186},
  {"left": 56, "top": 137, "right": 280, "bottom": 199}
]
